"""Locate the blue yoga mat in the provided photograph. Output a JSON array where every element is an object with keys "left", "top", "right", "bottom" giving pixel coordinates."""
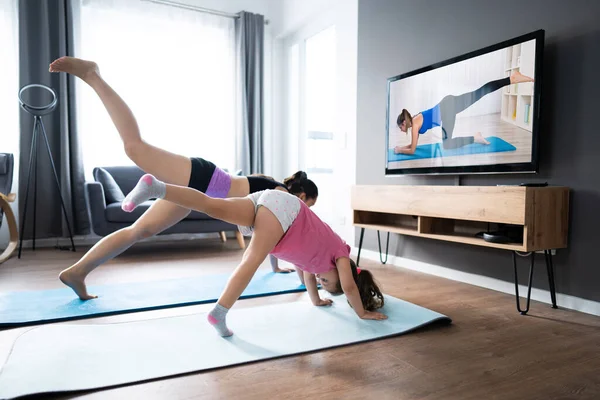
[
  {"left": 388, "top": 136, "right": 516, "bottom": 162},
  {"left": 0, "top": 293, "right": 451, "bottom": 399},
  {"left": 0, "top": 271, "right": 306, "bottom": 327}
]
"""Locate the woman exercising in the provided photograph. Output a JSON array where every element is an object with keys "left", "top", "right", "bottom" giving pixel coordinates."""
[
  {"left": 49, "top": 56, "right": 318, "bottom": 300},
  {"left": 121, "top": 174, "right": 388, "bottom": 335},
  {"left": 394, "top": 71, "right": 534, "bottom": 155}
]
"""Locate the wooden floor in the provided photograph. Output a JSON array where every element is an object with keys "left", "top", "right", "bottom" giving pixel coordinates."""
[
  {"left": 388, "top": 112, "right": 533, "bottom": 169},
  {"left": 1, "top": 239, "right": 599, "bottom": 400}
]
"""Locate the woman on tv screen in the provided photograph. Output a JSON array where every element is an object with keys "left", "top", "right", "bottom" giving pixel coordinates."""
[{"left": 394, "top": 71, "right": 534, "bottom": 155}]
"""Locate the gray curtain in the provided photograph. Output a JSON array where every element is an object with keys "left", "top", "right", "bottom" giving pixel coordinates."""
[
  {"left": 18, "top": 0, "right": 89, "bottom": 239},
  {"left": 235, "top": 11, "right": 264, "bottom": 175}
]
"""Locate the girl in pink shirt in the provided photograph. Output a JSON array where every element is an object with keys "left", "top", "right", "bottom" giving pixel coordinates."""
[{"left": 122, "top": 174, "right": 388, "bottom": 336}]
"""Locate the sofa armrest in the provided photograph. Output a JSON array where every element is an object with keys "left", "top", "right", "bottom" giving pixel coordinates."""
[{"left": 85, "top": 181, "right": 109, "bottom": 236}]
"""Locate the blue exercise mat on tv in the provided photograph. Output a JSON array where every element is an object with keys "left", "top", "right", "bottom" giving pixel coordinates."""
[
  {"left": 0, "top": 293, "right": 451, "bottom": 399},
  {"left": 0, "top": 271, "right": 306, "bottom": 327},
  {"left": 388, "top": 136, "right": 516, "bottom": 162}
]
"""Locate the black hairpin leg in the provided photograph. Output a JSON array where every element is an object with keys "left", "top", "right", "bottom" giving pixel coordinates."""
[
  {"left": 512, "top": 251, "right": 535, "bottom": 315},
  {"left": 356, "top": 227, "right": 365, "bottom": 267},
  {"left": 544, "top": 250, "right": 558, "bottom": 309},
  {"left": 377, "top": 230, "right": 390, "bottom": 264}
]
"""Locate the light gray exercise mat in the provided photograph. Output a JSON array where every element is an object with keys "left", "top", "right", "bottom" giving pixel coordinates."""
[{"left": 0, "top": 294, "right": 451, "bottom": 399}]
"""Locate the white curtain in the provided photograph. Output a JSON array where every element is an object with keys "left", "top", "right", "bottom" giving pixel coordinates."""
[
  {"left": 76, "top": 0, "right": 236, "bottom": 179},
  {"left": 0, "top": 0, "right": 19, "bottom": 159},
  {"left": 0, "top": 0, "right": 19, "bottom": 247}
]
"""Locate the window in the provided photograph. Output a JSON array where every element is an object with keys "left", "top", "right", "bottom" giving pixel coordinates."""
[
  {"left": 0, "top": 0, "right": 19, "bottom": 177},
  {"left": 303, "top": 26, "right": 336, "bottom": 222},
  {"left": 305, "top": 26, "right": 336, "bottom": 174},
  {"left": 287, "top": 43, "right": 300, "bottom": 171},
  {"left": 76, "top": 0, "right": 236, "bottom": 179},
  {"left": 0, "top": 0, "right": 19, "bottom": 244}
]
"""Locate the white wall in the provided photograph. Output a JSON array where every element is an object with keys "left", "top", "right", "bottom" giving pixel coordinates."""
[{"left": 275, "top": 0, "right": 349, "bottom": 38}]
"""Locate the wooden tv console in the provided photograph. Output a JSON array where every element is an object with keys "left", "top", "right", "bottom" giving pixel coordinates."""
[{"left": 351, "top": 185, "right": 570, "bottom": 314}]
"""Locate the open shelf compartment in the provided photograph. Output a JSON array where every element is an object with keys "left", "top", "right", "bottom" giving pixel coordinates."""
[
  {"left": 418, "top": 216, "right": 526, "bottom": 251},
  {"left": 353, "top": 210, "right": 527, "bottom": 251},
  {"left": 353, "top": 210, "right": 418, "bottom": 235}
]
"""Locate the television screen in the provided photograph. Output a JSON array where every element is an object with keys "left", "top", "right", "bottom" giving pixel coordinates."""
[{"left": 385, "top": 30, "right": 544, "bottom": 176}]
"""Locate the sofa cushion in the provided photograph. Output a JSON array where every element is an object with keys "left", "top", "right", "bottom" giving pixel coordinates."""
[
  {"left": 94, "top": 168, "right": 125, "bottom": 204},
  {"left": 0, "top": 153, "right": 13, "bottom": 197},
  {"left": 101, "top": 166, "right": 145, "bottom": 195},
  {"left": 183, "top": 209, "right": 215, "bottom": 221},
  {"left": 105, "top": 201, "right": 216, "bottom": 223},
  {"left": 0, "top": 154, "right": 7, "bottom": 175}
]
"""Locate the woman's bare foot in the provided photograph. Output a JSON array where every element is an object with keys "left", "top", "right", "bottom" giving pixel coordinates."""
[
  {"left": 474, "top": 132, "right": 490, "bottom": 145},
  {"left": 59, "top": 267, "right": 98, "bottom": 300},
  {"left": 510, "top": 71, "right": 534, "bottom": 84},
  {"left": 49, "top": 56, "right": 100, "bottom": 83}
]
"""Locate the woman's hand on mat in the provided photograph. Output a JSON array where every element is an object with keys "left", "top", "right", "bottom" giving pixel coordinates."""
[
  {"left": 396, "top": 146, "right": 416, "bottom": 155},
  {"left": 394, "top": 145, "right": 414, "bottom": 155},
  {"left": 314, "top": 298, "right": 333, "bottom": 307},
  {"left": 360, "top": 311, "right": 388, "bottom": 320}
]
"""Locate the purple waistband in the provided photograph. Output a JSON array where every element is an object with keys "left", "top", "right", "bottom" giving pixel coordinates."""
[{"left": 205, "top": 167, "right": 232, "bottom": 198}]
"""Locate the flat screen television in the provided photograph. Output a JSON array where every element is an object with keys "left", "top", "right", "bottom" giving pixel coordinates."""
[{"left": 385, "top": 29, "right": 544, "bottom": 176}]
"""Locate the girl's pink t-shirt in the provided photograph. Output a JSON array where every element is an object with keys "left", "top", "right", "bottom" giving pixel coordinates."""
[{"left": 270, "top": 201, "right": 350, "bottom": 274}]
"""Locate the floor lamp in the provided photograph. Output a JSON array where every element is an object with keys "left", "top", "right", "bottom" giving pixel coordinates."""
[{"left": 17, "top": 84, "right": 76, "bottom": 257}]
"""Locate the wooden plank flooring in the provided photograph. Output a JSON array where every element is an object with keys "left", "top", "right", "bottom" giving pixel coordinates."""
[{"left": 1, "top": 239, "right": 599, "bottom": 400}]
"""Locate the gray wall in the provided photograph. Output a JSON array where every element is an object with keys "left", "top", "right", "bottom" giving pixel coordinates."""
[{"left": 356, "top": 0, "right": 600, "bottom": 302}]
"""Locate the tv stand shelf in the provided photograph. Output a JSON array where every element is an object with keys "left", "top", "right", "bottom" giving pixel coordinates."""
[
  {"left": 354, "top": 222, "right": 526, "bottom": 251},
  {"left": 351, "top": 185, "right": 570, "bottom": 314}
]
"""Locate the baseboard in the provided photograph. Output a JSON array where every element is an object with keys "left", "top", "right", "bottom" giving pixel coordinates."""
[
  {"left": 351, "top": 248, "right": 600, "bottom": 317},
  {"left": 18, "top": 232, "right": 236, "bottom": 250}
]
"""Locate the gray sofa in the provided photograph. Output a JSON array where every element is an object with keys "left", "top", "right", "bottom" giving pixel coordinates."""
[{"left": 85, "top": 165, "right": 241, "bottom": 245}]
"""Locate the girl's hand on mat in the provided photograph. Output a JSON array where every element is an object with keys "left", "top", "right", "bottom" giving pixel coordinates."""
[
  {"left": 360, "top": 311, "right": 388, "bottom": 320},
  {"left": 272, "top": 266, "right": 294, "bottom": 273},
  {"left": 315, "top": 298, "right": 333, "bottom": 307}
]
